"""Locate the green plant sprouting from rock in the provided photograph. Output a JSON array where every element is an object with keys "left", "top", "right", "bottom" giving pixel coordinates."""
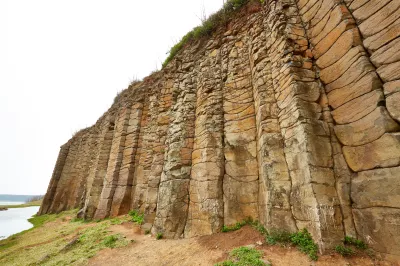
[{"left": 162, "top": 0, "right": 265, "bottom": 68}]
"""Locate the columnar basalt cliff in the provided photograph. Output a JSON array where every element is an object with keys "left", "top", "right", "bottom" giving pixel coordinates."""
[{"left": 39, "top": 0, "right": 400, "bottom": 260}]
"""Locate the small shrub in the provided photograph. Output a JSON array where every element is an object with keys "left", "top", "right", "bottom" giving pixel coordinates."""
[
  {"left": 144, "top": 229, "right": 150, "bottom": 235},
  {"left": 215, "top": 246, "right": 269, "bottom": 266},
  {"left": 265, "top": 229, "right": 292, "bottom": 246},
  {"left": 110, "top": 218, "right": 123, "bottom": 225},
  {"left": 103, "top": 235, "right": 119, "bottom": 248},
  {"left": 222, "top": 221, "right": 247, "bottom": 232},
  {"left": 335, "top": 245, "right": 354, "bottom": 256},
  {"left": 128, "top": 210, "right": 144, "bottom": 225},
  {"left": 156, "top": 233, "right": 163, "bottom": 240},
  {"left": 344, "top": 236, "right": 367, "bottom": 249},
  {"left": 290, "top": 229, "right": 318, "bottom": 261},
  {"left": 70, "top": 218, "right": 85, "bottom": 223}
]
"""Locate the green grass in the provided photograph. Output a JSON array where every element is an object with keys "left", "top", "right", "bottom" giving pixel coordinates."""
[
  {"left": 250, "top": 222, "right": 319, "bottom": 261},
  {"left": 334, "top": 236, "right": 368, "bottom": 257},
  {"left": 128, "top": 210, "right": 144, "bottom": 225},
  {"left": 156, "top": 233, "right": 163, "bottom": 240},
  {"left": 290, "top": 229, "right": 319, "bottom": 261},
  {"left": 0, "top": 210, "right": 130, "bottom": 265},
  {"left": 222, "top": 221, "right": 248, "bottom": 232},
  {"left": 265, "top": 229, "right": 292, "bottom": 246},
  {"left": 215, "top": 246, "right": 269, "bottom": 266},
  {"left": 162, "top": 0, "right": 264, "bottom": 68},
  {"left": 335, "top": 245, "right": 355, "bottom": 256},
  {"left": 344, "top": 236, "right": 367, "bottom": 250}
]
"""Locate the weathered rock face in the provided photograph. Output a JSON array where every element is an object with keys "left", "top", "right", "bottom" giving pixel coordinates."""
[{"left": 39, "top": 0, "right": 400, "bottom": 260}]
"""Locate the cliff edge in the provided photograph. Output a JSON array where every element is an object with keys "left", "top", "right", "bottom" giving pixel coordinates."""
[{"left": 39, "top": 0, "right": 400, "bottom": 260}]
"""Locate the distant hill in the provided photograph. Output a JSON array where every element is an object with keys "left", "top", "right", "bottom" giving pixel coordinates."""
[{"left": 0, "top": 194, "right": 43, "bottom": 203}]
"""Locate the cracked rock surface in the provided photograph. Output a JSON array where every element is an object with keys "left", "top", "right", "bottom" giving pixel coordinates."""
[{"left": 39, "top": 0, "right": 400, "bottom": 261}]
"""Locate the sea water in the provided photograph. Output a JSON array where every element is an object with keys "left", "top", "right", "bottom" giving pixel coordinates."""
[{"left": 0, "top": 206, "right": 40, "bottom": 240}]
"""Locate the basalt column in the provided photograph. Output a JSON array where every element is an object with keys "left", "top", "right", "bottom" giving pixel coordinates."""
[
  {"left": 110, "top": 100, "right": 144, "bottom": 216},
  {"left": 47, "top": 136, "right": 80, "bottom": 213},
  {"left": 222, "top": 25, "right": 259, "bottom": 225},
  {"left": 141, "top": 76, "right": 173, "bottom": 223},
  {"left": 266, "top": 0, "right": 344, "bottom": 251},
  {"left": 39, "top": 143, "right": 70, "bottom": 215},
  {"left": 152, "top": 51, "right": 197, "bottom": 238},
  {"left": 94, "top": 107, "right": 132, "bottom": 219},
  {"left": 185, "top": 40, "right": 225, "bottom": 237},
  {"left": 82, "top": 117, "right": 115, "bottom": 219},
  {"left": 249, "top": 10, "right": 297, "bottom": 231}
]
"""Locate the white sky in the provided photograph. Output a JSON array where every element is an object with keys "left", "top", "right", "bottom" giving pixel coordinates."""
[{"left": 0, "top": 0, "right": 223, "bottom": 195}]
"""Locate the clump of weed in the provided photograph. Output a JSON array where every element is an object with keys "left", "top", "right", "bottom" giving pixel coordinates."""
[
  {"left": 144, "top": 229, "right": 151, "bottom": 235},
  {"left": 215, "top": 246, "right": 269, "bottom": 266},
  {"left": 162, "top": 0, "right": 265, "bottom": 68},
  {"left": 251, "top": 221, "right": 318, "bottom": 261},
  {"left": 103, "top": 235, "right": 119, "bottom": 248},
  {"left": 265, "top": 229, "right": 292, "bottom": 246},
  {"left": 222, "top": 221, "right": 247, "bottom": 232},
  {"left": 344, "top": 236, "right": 367, "bottom": 250},
  {"left": 110, "top": 218, "right": 123, "bottom": 225},
  {"left": 156, "top": 233, "right": 163, "bottom": 240},
  {"left": 290, "top": 229, "right": 319, "bottom": 261},
  {"left": 335, "top": 245, "right": 355, "bottom": 256},
  {"left": 128, "top": 210, "right": 144, "bottom": 225}
]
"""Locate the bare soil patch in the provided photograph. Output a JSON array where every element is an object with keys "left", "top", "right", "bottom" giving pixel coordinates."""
[{"left": 89, "top": 224, "right": 395, "bottom": 266}]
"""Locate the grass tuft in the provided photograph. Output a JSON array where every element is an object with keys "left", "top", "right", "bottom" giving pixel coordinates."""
[
  {"left": 335, "top": 245, "right": 355, "bottom": 256},
  {"left": 162, "top": 0, "right": 264, "bottom": 68},
  {"left": 128, "top": 210, "right": 145, "bottom": 225},
  {"left": 290, "top": 229, "right": 318, "bottom": 261},
  {"left": 156, "top": 233, "right": 163, "bottom": 240},
  {"left": 344, "top": 236, "right": 367, "bottom": 250},
  {"left": 215, "top": 246, "right": 269, "bottom": 266}
]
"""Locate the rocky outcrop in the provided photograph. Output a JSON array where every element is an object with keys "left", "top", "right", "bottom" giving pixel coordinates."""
[{"left": 39, "top": 0, "right": 400, "bottom": 260}]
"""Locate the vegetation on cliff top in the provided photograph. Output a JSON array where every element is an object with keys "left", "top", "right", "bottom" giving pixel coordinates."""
[{"left": 162, "top": 0, "right": 264, "bottom": 68}]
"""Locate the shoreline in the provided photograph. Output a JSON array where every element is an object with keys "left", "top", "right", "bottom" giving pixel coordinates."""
[{"left": 0, "top": 200, "right": 42, "bottom": 209}]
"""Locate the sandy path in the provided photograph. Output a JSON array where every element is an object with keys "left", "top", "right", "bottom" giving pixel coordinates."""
[{"left": 89, "top": 224, "right": 395, "bottom": 266}]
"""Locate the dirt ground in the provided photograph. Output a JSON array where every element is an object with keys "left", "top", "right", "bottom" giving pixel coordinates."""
[{"left": 89, "top": 224, "right": 397, "bottom": 266}]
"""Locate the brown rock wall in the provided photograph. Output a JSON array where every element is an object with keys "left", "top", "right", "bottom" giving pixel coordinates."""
[{"left": 40, "top": 0, "right": 400, "bottom": 259}]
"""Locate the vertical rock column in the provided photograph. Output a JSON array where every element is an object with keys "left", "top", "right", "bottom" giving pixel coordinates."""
[
  {"left": 185, "top": 41, "right": 225, "bottom": 237},
  {"left": 222, "top": 27, "right": 259, "bottom": 225},
  {"left": 153, "top": 56, "right": 196, "bottom": 238},
  {"left": 338, "top": 0, "right": 400, "bottom": 257},
  {"left": 38, "top": 143, "right": 70, "bottom": 215},
  {"left": 249, "top": 11, "right": 297, "bottom": 231},
  {"left": 67, "top": 130, "right": 93, "bottom": 209},
  {"left": 48, "top": 137, "right": 80, "bottom": 213},
  {"left": 266, "top": 0, "right": 344, "bottom": 251},
  {"left": 131, "top": 92, "right": 157, "bottom": 212},
  {"left": 94, "top": 108, "right": 131, "bottom": 219},
  {"left": 142, "top": 77, "right": 173, "bottom": 223},
  {"left": 82, "top": 118, "right": 115, "bottom": 219},
  {"left": 110, "top": 100, "right": 144, "bottom": 216}
]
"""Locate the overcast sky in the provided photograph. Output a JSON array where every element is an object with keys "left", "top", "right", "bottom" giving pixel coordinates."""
[{"left": 0, "top": 0, "right": 222, "bottom": 195}]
